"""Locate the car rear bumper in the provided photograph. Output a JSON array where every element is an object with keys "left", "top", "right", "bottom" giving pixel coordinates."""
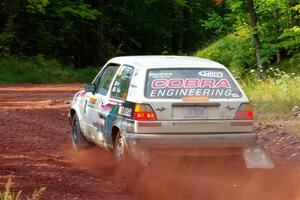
[
  {"left": 125, "top": 132, "right": 257, "bottom": 149},
  {"left": 124, "top": 132, "right": 257, "bottom": 163}
]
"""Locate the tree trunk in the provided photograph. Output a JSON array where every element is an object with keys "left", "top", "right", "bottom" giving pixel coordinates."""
[
  {"left": 246, "top": 0, "right": 264, "bottom": 79},
  {"left": 274, "top": 7, "right": 281, "bottom": 63},
  {"left": 182, "top": 0, "right": 191, "bottom": 51},
  {"left": 171, "top": 6, "right": 179, "bottom": 54},
  {"left": 96, "top": 0, "right": 105, "bottom": 65}
]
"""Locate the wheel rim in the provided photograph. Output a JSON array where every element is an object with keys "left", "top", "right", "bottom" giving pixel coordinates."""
[
  {"left": 72, "top": 118, "right": 78, "bottom": 149},
  {"left": 115, "top": 135, "right": 125, "bottom": 161}
]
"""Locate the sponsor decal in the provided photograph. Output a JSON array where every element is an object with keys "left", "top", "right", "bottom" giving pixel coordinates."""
[
  {"left": 231, "top": 93, "right": 240, "bottom": 98},
  {"left": 86, "top": 107, "right": 96, "bottom": 121},
  {"left": 150, "top": 88, "right": 233, "bottom": 98},
  {"left": 80, "top": 91, "right": 86, "bottom": 97},
  {"left": 87, "top": 96, "right": 97, "bottom": 108},
  {"left": 89, "top": 97, "right": 97, "bottom": 103},
  {"left": 149, "top": 78, "right": 237, "bottom": 98},
  {"left": 101, "top": 104, "right": 113, "bottom": 111},
  {"left": 88, "top": 102, "right": 96, "bottom": 108},
  {"left": 103, "top": 104, "right": 119, "bottom": 137},
  {"left": 198, "top": 71, "right": 223, "bottom": 77},
  {"left": 118, "top": 106, "right": 132, "bottom": 117},
  {"left": 151, "top": 78, "right": 230, "bottom": 89},
  {"left": 109, "top": 98, "right": 123, "bottom": 105},
  {"left": 96, "top": 119, "right": 105, "bottom": 127},
  {"left": 148, "top": 72, "right": 173, "bottom": 79},
  {"left": 147, "top": 69, "right": 242, "bottom": 99}
]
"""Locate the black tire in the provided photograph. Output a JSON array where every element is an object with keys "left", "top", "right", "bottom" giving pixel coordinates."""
[
  {"left": 71, "top": 113, "right": 91, "bottom": 151},
  {"left": 113, "top": 131, "right": 144, "bottom": 184},
  {"left": 114, "top": 131, "right": 127, "bottom": 162}
]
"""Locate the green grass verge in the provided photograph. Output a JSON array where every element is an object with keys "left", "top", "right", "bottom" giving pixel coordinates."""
[
  {"left": 0, "top": 56, "right": 99, "bottom": 84},
  {"left": 241, "top": 74, "right": 300, "bottom": 138},
  {"left": 241, "top": 75, "right": 300, "bottom": 112}
]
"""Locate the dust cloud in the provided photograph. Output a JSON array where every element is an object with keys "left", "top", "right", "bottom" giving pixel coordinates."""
[{"left": 70, "top": 148, "right": 300, "bottom": 200}]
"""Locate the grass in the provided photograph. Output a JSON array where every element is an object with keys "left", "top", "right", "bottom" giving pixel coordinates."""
[
  {"left": 0, "top": 178, "right": 45, "bottom": 200},
  {"left": 240, "top": 72, "right": 300, "bottom": 138},
  {"left": 0, "top": 178, "right": 21, "bottom": 200},
  {"left": 195, "top": 26, "right": 254, "bottom": 77},
  {"left": 0, "top": 56, "right": 99, "bottom": 84},
  {"left": 242, "top": 74, "right": 300, "bottom": 113},
  {"left": 195, "top": 25, "right": 300, "bottom": 138}
]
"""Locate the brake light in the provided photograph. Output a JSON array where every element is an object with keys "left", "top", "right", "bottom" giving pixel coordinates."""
[
  {"left": 134, "top": 104, "right": 157, "bottom": 120},
  {"left": 235, "top": 103, "right": 253, "bottom": 120}
]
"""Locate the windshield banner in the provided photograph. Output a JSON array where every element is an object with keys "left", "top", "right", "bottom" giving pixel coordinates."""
[{"left": 146, "top": 69, "right": 242, "bottom": 99}]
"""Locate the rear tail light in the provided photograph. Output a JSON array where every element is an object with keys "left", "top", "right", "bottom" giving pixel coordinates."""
[
  {"left": 235, "top": 103, "right": 253, "bottom": 120},
  {"left": 134, "top": 104, "right": 157, "bottom": 120}
]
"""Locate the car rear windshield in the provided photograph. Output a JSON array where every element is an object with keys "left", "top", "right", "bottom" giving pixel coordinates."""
[{"left": 145, "top": 68, "right": 242, "bottom": 99}]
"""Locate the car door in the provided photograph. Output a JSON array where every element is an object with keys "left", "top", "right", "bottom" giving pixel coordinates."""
[
  {"left": 99, "top": 65, "right": 135, "bottom": 147},
  {"left": 83, "top": 63, "right": 120, "bottom": 144}
]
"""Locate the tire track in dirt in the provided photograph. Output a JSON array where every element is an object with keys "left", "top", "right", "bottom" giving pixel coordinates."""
[
  {"left": 0, "top": 84, "right": 132, "bottom": 200},
  {"left": 0, "top": 84, "right": 299, "bottom": 200}
]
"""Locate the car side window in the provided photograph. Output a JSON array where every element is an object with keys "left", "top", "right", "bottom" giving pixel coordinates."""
[
  {"left": 95, "top": 64, "right": 119, "bottom": 95},
  {"left": 110, "top": 65, "right": 134, "bottom": 100}
]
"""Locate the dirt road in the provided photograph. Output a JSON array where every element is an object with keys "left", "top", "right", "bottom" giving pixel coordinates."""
[{"left": 0, "top": 84, "right": 299, "bottom": 200}]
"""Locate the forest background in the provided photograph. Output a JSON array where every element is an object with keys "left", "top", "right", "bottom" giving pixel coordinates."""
[{"left": 0, "top": 0, "right": 299, "bottom": 116}]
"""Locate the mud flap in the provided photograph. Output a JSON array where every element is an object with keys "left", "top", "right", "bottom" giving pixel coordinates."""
[{"left": 243, "top": 145, "right": 274, "bottom": 169}]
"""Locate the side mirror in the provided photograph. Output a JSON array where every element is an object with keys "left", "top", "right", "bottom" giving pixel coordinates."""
[{"left": 85, "top": 83, "right": 96, "bottom": 93}]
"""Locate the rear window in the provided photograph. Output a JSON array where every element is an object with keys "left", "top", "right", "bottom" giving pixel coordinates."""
[{"left": 145, "top": 68, "right": 242, "bottom": 99}]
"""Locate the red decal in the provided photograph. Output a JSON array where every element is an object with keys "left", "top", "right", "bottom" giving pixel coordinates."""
[
  {"left": 101, "top": 105, "right": 113, "bottom": 111},
  {"left": 185, "top": 78, "right": 200, "bottom": 88},
  {"left": 230, "top": 122, "right": 253, "bottom": 126},
  {"left": 138, "top": 122, "right": 162, "bottom": 127},
  {"left": 200, "top": 78, "right": 215, "bottom": 88},
  {"left": 109, "top": 98, "right": 123, "bottom": 105},
  {"left": 152, "top": 79, "right": 167, "bottom": 88},
  {"left": 169, "top": 78, "right": 184, "bottom": 88},
  {"left": 216, "top": 79, "right": 230, "bottom": 88},
  {"left": 96, "top": 121, "right": 104, "bottom": 127},
  {"left": 80, "top": 91, "right": 86, "bottom": 97}
]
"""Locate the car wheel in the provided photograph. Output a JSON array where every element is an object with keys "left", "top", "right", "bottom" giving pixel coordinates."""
[
  {"left": 71, "top": 113, "right": 91, "bottom": 151},
  {"left": 114, "top": 131, "right": 127, "bottom": 162}
]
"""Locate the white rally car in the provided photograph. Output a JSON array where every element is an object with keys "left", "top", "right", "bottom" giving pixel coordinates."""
[{"left": 68, "top": 56, "right": 265, "bottom": 165}]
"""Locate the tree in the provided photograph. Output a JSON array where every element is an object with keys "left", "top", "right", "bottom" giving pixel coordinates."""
[{"left": 246, "top": 0, "right": 264, "bottom": 79}]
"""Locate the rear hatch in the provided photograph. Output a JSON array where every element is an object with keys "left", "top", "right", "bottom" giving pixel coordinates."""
[{"left": 137, "top": 68, "right": 253, "bottom": 133}]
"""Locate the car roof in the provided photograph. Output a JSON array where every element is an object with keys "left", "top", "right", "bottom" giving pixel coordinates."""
[{"left": 108, "top": 56, "right": 225, "bottom": 69}]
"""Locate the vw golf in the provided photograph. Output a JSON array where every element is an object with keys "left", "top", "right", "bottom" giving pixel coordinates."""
[{"left": 68, "top": 56, "right": 257, "bottom": 164}]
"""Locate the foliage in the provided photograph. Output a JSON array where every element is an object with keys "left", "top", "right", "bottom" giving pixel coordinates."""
[
  {"left": 201, "top": 11, "right": 235, "bottom": 36},
  {"left": 0, "top": 0, "right": 225, "bottom": 68},
  {"left": 230, "top": 0, "right": 299, "bottom": 65},
  {"left": 0, "top": 56, "right": 99, "bottom": 84},
  {"left": 278, "top": 26, "right": 300, "bottom": 55},
  {"left": 0, "top": 178, "right": 21, "bottom": 200},
  {"left": 0, "top": 178, "right": 45, "bottom": 200},
  {"left": 27, "top": 0, "right": 49, "bottom": 14},
  {"left": 241, "top": 70, "right": 300, "bottom": 112},
  {"left": 0, "top": 0, "right": 299, "bottom": 81},
  {"left": 26, "top": 187, "right": 45, "bottom": 200},
  {"left": 196, "top": 26, "right": 255, "bottom": 77}
]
